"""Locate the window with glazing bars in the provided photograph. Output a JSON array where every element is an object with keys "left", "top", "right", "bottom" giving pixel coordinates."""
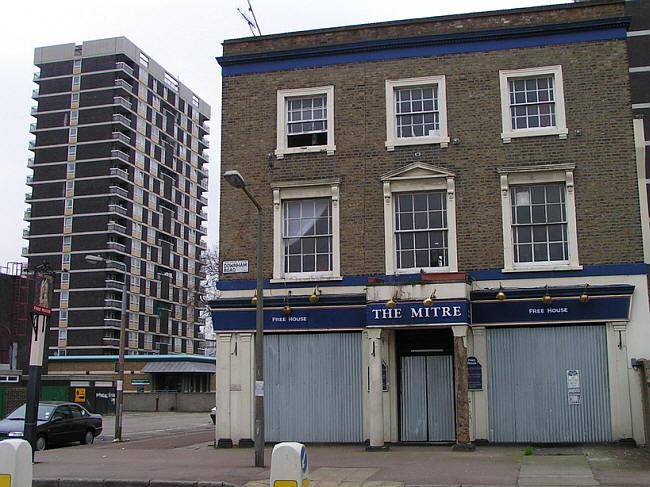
[
  {"left": 286, "top": 95, "right": 327, "bottom": 147},
  {"left": 395, "top": 191, "right": 447, "bottom": 269},
  {"left": 283, "top": 198, "right": 332, "bottom": 273},
  {"left": 395, "top": 86, "right": 439, "bottom": 138},
  {"left": 509, "top": 76, "right": 556, "bottom": 130},
  {"left": 511, "top": 184, "right": 568, "bottom": 263}
]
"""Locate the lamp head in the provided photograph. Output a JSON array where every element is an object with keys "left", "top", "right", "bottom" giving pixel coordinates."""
[
  {"left": 542, "top": 286, "right": 552, "bottom": 306},
  {"left": 496, "top": 284, "right": 506, "bottom": 301},
  {"left": 579, "top": 283, "right": 589, "bottom": 304},
  {"left": 224, "top": 170, "right": 246, "bottom": 189},
  {"left": 251, "top": 293, "right": 257, "bottom": 306},
  {"left": 386, "top": 297, "right": 396, "bottom": 309},
  {"left": 283, "top": 305, "right": 292, "bottom": 315}
]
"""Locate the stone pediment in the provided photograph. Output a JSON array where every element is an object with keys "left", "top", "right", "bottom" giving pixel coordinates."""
[{"left": 380, "top": 162, "right": 454, "bottom": 182}]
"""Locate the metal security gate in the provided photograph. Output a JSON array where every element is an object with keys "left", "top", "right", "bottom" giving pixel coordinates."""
[
  {"left": 264, "top": 332, "right": 363, "bottom": 443},
  {"left": 400, "top": 355, "right": 455, "bottom": 441},
  {"left": 487, "top": 325, "right": 611, "bottom": 443}
]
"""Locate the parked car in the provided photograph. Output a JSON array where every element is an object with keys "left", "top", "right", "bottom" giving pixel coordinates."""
[
  {"left": 0, "top": 401, "right": 102, "bottom": 451},
  {"left": 210, "top": 406, "right": 216, "bottom": 424}
]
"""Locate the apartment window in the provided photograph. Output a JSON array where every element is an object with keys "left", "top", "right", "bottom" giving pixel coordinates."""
[
  {"left": 192, "top": 94, "right": 199, "bottom": 107},
  {"left": 133, "top": 204, "right": 142, "bottom": 222},
  {"left": 272, "top": 180, "right": 340, "bottom": 281},
  {"left": 129, "top": 313, "right": 138, "bottom": 327},
  {"left": 130, "top": 293, "right": 139, "bottom": 311},
  {"left": 72, "top": 75, "right": 80, "bottom": 91},
  {"left": 275, "top": 86, "right": 335, "bottom": 159},
  {"left": 70, "top": 110, "right": 78, "bottom": 125},
  {"left": 62, "top": 255, "right": 71, "bottom": 271},
  {"left": 58, "top": 329, "right": 67, "bottom": 347},
  {"left": 70, "top": 93, "right": 79, "bottom": 109},
  {"left": 139, "top": 52, "right": 149, "bottom": 68},
  {"left": 499, "top": 163, "right": 580, "bottom": 271},
  {"left": 73, "top": 59, "right": 82, "bottom": 73},
  {"left": 59, "top": 309, "right": 68, "bottom": 325},
  {"left": 129, "top": 331, "right": 138, "bottom": 348},
  {"left": 133, "top": 222, "right": 142, "bottom": 239},
  {"left": 64, "top": 217, "right": 72, "bottom": 233},
  {"left": 67, "top": 162, "right": 75, "bottom": 178},
  {"left": 134, "top": 187, "right": 143, "bottom": 203},
  {"left": 385, "top": 76, "right": 449, "bottom": 150},
  {"left": 499, "top": 65, "right": 567, "bottom": 143},
  {"left": 65, "top": 180, "right": 74, "bottom": 197},
  {"left": 62, "top": 235, "right": 71, "bottom": 252},
  {"left": 65, "top": 198, "right": 74, "bottom": 215},
  {"left": 382, "top": 162, "right": 457, "bottom": 274},
  {"left": 60, "top": 290, "right": 69, "bottom": 308},
  {"left": 144, "top": 333, "right": 153, "bottom": 347},
  {"left": 61, "top": 271, "right": 70, "bottom": 287},
  {"left": 67, "top": 145, "right": 76, "bottom": 161},
  {"left": 68, "top": 127, "right": 77, "bottom": 143}
]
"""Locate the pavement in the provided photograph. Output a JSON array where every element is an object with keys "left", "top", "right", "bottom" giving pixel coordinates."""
[{"left": 29, "top": 437, "right": 650, "bottom": 487}]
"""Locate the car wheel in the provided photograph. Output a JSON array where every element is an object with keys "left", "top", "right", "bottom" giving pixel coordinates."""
[
  {"left": 35, "top": 435, "right": 47, "bottom": 451},
  {"left": 81, "top": 429, "right": 95, "bottom": 445}
]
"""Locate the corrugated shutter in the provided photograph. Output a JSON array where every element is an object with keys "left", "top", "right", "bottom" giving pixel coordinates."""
[
  {"left": 487, "top": 325, "right": 611, "bottom": 443},
  {"left": 264, "top": 332, "right": 363, "bottom": 443},
  {"left": 400, "top": 355, "right": 455, "bottom": 441}
]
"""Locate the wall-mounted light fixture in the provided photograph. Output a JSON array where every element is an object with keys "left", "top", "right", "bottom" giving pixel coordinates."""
[
  {"left": 496, "top": 284, "right": 506, "bottom": 301},
  {"left": 579, "top": 284, "right": 589, "bottom": 304},
  {"left": 251, "top": 291, "right": 257, "bottom": 306},
  {"left": 386, "top": 294, "right": 398, "bottom": 309},
  {"left": 542, "top": 285, "right": 552, "bottom": 306},
  {"left": 283, "top": 290, "right": 292, "bottom": 315},
  {"left": 423, "top": 290, "right": 436, "bottom": 307},
  {"left": 309, "top": 285, "right": 321, "bottom": 304}
]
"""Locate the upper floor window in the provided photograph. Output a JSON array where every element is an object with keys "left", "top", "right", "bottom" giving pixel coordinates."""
[
  {"left": 275, "top": 86, "right": 335, "bottom": 159},
  {"left": 499, "top": 65, "right": 568, "bottom": 143},
  {"left": 499, "top": 164, "right": 580, "bottom": 271},
  {"left": 385, "top": 76, "right": 449, "bottom": 151},
  {"left": 272, "top": 180, "right": 340, "bottom": 281},
  {"left": 382, "top": 163, "right": 457, "bottom": 274}
]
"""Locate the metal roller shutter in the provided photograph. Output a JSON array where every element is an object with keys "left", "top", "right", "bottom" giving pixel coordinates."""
[
  {"left": 264, "top": 332, "right": 363, "bottom": 443},
  {"left": 487, "top": 325, "right": 611, "bottom": 443}
]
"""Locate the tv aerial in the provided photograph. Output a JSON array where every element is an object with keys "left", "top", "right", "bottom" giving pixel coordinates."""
[{"left": 237, "top": 0, "right": 261, "bottom": 36}]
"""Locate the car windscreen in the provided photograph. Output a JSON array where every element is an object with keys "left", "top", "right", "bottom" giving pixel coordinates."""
[{"left": 6, "top": 404, "right": 58, "bottom": 421}]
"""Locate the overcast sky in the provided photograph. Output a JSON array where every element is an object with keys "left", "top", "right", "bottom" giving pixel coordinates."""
[{"left": 0, "top": 0, "right": 570, "bottom": 269}]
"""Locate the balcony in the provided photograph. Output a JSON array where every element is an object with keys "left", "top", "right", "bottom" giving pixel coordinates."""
[
  {"left": 199, "top": 210, "right": 207, "bottom": 220},
  {"left": 113, "top": 96, "right": 132, "bottom": 111},
  {"left": 108, "top": 203, "right": 128, "bottom": 216},
  {"left": 109, "top": 166, "right": 129, "bottom": 181},
  {"left": 198, "top": 225, "right": 207, "bottom": 235},
  {"left": 24, "top": 209, "right": 31, "bottom": 220},
  {"left": 26, "top": 175, "right": 33, "bottom": 185},
  {"left": 104, "top": 298, "right": 122, "bottom": 309},
  {"left": 103, "top": 317, "right": 121, "bottom": 328},
  {"left": 33, "top": 73, "right": 40, "bottom": 82},
  {"left": 32, "top": 88, "right": 39, "bottom": 99},
  {"left": 107, "top": 221, "right": 127, "bottom": 234},
  {"left": 21, "top": 247, "right": 28, "bottom": 257},
  {"left": 200, "top": 137, "right": 209, "bottom": 148},
  {"left": 31, "top": 106, "right": 38, "bottom": 116},
  {"left": 201, "top": 124, "right": 210, "bottom": 134},
  {"left": 111, "top": 149, "right": 129, "bottom": 163},
  {"left": 102, "top": 337, "right": 120, "bottom": 346},
  {"left": 199, "top": 195, "right": 208, "bottom": 206},
  {"left": 25, "top": 192, "right": 32, "bottom": 202},
  {"left": 29, "top": 123, "right": 37, "bottom": 133},
  {"left": 27, "top": 158, "right": 34, "bottom": 168},
  {"left": 28, "top": 141, "right": 35, "bottom": 150},
  {"left": 112, "top": 113, "right": 130, "bottom": 127},
  {"left": 106, "top": 279, "right": 125, "bottom": 290},
  {"left": 198, "top": 178, "right": 208, "bottom": 191},
  {"left": 116, "top": 62, "right": 134, "bottom": 77},
  {"left": 107, "top": 241, "right": 126, "bottom": 252},
  {"left": 115, "top": 78, "right": 133, "bottom": 92},
  {"left": 112, "top": 131, "right": 130, "bottom": 145},
  {"left": 109, "top": 186, "right": 128, "bottom": 199},
  {"left": 22, "top": 228, "right": 30, "bottom": 238},
  {"left": 198, "top": 269, "right": 207, "bottom": 279}
]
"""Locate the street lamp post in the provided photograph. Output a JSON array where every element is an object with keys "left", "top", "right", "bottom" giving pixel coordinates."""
[
  {"left": 85, "top": 254, "right": 127, "bottom": 442},
  {"left": 223, "top": 170, "right": 264, "bottom": 467}
]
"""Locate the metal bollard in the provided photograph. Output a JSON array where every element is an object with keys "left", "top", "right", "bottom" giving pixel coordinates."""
[
  {"left": 0, "top": 439, "right": 32, "bottom": 487},
  {"left": 270, "top": 442, "right": 309, "bottom": 487}
]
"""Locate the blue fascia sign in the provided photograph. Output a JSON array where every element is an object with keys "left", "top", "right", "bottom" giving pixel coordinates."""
[
  {"left": 212, "top": 305, "right": 366, "bottom": 332},
  {"left": 366, "top": 300, "right": 469, "bottom": 327},
  {"left": 471, "top": 295, "right": 632, "bottom": 326}
]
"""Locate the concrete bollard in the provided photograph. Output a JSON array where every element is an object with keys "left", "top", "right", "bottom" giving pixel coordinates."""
[
  {"left": 0, "top": 439, "right": 32, "bottom": 487},
  {"left": 270, "top": 442, "right": 309, "bottom": 487}
]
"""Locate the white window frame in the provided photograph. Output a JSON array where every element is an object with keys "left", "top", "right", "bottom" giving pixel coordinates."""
[
  {"left": 498, "top": 163, "right": 580, "bottom": 272},
  {"left": 385, "top": 76, "right": 449, "bottom": 151},
  {"left": 275, "top": 85, "right": 336, "bottom": 159},
  {"left": 382, "top": 163, "right": 457, "bottom": 274},
  {"left": 499, "top": 65, "right": 568, "bottom": 143},
  {"left": 272, "top": 179, "right": 341, "bottom": 282}
]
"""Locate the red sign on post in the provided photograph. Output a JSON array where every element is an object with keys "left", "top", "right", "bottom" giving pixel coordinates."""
[{"left": 32, "top": 305, "right": 51, "bottom": 315}]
